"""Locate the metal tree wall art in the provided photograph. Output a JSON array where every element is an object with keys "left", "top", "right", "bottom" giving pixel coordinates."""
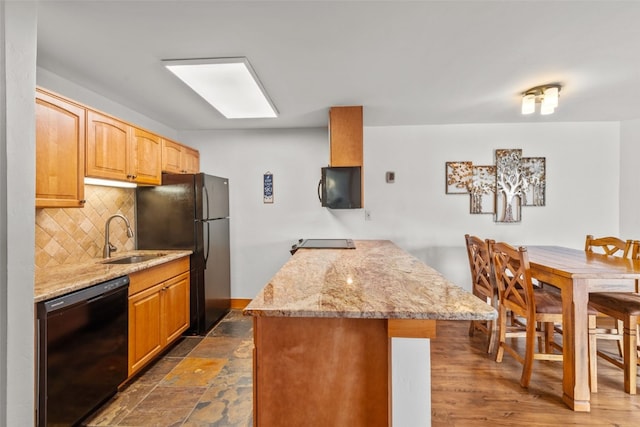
[
  {"left": 495, "top": 149, "right": 523, "bottom": 222},
  {"left": 445, "top": 149, "right": 545, "bottom": 223},
  {"left": 521, "top": 157, "right": 546, "bottom": 207},
  {"left": 445, "top": 161, "right": 472, "bottom": 194},
  {"left": 470, "top": 165, "right": 496, "bottom": 214}
]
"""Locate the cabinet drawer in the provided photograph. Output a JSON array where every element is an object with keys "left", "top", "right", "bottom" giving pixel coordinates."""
[{"left": 128, "top": 257, "right": 189, "bottom": 296}]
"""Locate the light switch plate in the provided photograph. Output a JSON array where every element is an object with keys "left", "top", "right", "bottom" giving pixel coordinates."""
[{"left": 386, "top": 171, "right": 395, "bottom": 183}]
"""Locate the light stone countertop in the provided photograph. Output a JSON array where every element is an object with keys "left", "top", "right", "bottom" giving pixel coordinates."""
[
  {"left": 244, "top": 240, "right": 497, "bottom": 320},
  {"left": 35, "top": 250, "right": 192, "bottom": 303}
]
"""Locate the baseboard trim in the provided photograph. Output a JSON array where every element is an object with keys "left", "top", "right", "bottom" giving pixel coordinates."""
[{"left": 231, "top": 298, "right": 252, "bottom": 309}]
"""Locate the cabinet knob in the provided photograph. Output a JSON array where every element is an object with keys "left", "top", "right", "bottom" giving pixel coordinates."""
[{"left": 79, "top": 199, "right": 86, "bottom": 204}]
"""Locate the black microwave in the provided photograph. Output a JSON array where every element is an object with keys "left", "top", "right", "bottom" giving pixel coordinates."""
[{"left": 318, "top": 166, "right": 362, "bottom": 209}]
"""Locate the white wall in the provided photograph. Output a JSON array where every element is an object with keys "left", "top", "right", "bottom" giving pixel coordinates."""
[
  {"left": 619, "top": 118, "right": 640, "bottom": 238},
  {"left": 182, "top": 121, "right": 620, "bottom": 298},
  {"left": 2, "top": 1, "right": 37, "bottom": 424},
  {"left": 364, "top": 122, "right": 620, "bottom": 288}
]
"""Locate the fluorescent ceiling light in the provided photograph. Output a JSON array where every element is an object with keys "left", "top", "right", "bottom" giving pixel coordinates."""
[
  {"left": 163, "top": 57, "right": 278, "bottom": 119},
  {"left": 84, "top": 177, "right": 137, "bottom": 188}
]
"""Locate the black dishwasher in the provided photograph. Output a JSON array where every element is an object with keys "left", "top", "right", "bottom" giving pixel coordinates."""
[{"left": 37, "top": 275, "right": 129, "bottom": 426}]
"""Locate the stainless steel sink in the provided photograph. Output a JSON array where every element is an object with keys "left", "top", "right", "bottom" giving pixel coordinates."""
[{"left": 101, "top": 255, "right": 162, "bottom": 265}]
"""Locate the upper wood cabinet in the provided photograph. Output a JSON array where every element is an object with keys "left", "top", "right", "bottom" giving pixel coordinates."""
[
  {"left": 182, "top": 146, "right": 200, "bottom": 174},
  {"left": 86, "top": 110, "right": 161, "bottom": 185},
  {"left": 161, "top": 138, "right": 182, "bottom": 173},
  {"left": 37, "top": 88, "right": 198, "bottom": 188},
  {"left": 86, "top": 110, "right": 128, "bottom": 181},
  {"left": 131, "top": 128, "right": 162, "bottom": 184},
  {"left": 329, "top": 106, "right": 363, "bottom": 167},
  {"left": 35, "top": 89, "right": 86, "bottom": 208},
  {"left": 162, "top": 138, "right": 200, "bottom": 174},
  {"left": 161, "top": 139, "right": 200, "bottom": 174},
  {"left": 328, "top": 106, "right": 363, "bottom": 207}
]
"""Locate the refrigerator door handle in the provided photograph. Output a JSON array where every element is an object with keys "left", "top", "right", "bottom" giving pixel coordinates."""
[
  {"left": 203, "top": 220, "right": 210, "bottom": 267},
  {"left": 203, "top": 182, "right": 211, "bottom": 220}
]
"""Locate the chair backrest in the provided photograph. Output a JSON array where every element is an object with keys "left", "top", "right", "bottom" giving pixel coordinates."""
[
  {"left": 464, "top": 234, "right": 495, "bottom": 300},
  {"left": 489, "top": 241, "right": 535, "bottom": 317},
  {"left": 632, "top": 240, "right": 640, "bottom": 260},
  {"left": 585, "top": 235, "right": 633, "bottom": 258}
]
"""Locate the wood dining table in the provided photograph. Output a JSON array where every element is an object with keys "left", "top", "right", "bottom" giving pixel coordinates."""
[{"left": 526, "top": 245, "right": 640, "bottom": 412}]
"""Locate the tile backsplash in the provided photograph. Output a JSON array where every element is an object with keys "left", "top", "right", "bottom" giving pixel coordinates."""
[{"left": 35, "top": 184, "right": 136, "bottom": 269}]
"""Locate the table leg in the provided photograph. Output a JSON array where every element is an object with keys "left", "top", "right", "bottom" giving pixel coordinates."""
[{"left": 561, "top": 279, "right": 591, "bottom": 412}]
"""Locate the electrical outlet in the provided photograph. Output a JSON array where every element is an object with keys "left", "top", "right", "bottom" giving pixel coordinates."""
[{"left": 365, "top": 210, "right": 372, "bottom": 221}]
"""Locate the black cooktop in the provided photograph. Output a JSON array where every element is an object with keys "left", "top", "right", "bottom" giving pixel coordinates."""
[{"left": 290, "top": 239, "right": 356, "bottom": 254}]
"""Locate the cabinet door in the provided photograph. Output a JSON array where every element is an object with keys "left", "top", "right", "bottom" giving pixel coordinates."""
[
  {"left": 86, "top": 110, "right": 129, "bottom": 181},
  {"left": 128, "top": 284, "right": 163, "bottom": 376},
  {"left": 161, "top": 138, "right": 183, "bottom": 174},
  {"left": 329, "top": 106, "right": 363, "bottom": 167},
  {"left": 131, "top": 128, "right": 162, "bottom": 185},
  {"left": 35, "top": 89, "right": 86, "bottom": 208},
  {"left": 182, "top": 146, "right": 200, "bottom": 174},
  {"left": 162, "top": 272, "right": 190, "bottom": 344}
]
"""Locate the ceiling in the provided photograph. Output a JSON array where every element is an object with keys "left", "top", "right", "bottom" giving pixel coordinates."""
[{"left": 36, "top": 1, "right": 640, "bottom": 131}]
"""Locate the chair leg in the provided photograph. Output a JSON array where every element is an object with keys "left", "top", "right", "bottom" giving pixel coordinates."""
[
  {"left": 486, "top": 318, "right": 497, "bottom": 354},
  {"left": 536, "top": 322, "right": 544, "bottom": 353},
  {"left": 616, "top": 318, "right": 625, "bottom": 357},
  {"left": 496, "top": 305, "right": 507, "bottom": 363},
  {"left": 544, "top": 322, "right": 554, "bottom": 354},
  {"left": 623, "top": 316, "right": 638, "bottom": 395},
  {"left": 520, "top": 319, "right": 536, "bottom": 388}
]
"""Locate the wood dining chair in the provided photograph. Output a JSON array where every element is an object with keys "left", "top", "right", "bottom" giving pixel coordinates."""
[
  {"left": 489, "top": 241, "right": 598, "bottom": 389},
  {"left": 588, "top": 237, "right": 640, "bottom": 394},
  {"left": 584, "top": 234, "right": 633, "bottom": 257},
  {"left": 465, "top": 234, "right": 498, "bottom": 354}
]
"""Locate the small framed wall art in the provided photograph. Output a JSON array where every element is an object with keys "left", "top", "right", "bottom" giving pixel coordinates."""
[
  {"left": 445, "top": 161, "right": 472, "bottom": 194},
  {"left": 263, "top": 171, "right": 273, "bottom": 204}
]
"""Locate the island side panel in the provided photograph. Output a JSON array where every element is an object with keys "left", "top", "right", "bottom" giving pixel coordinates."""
[{"left": 253, "top": 316, "right": 389, "bottom": 427}]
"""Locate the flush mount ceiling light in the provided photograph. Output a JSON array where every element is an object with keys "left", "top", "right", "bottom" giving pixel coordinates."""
[
  {"left": 521, "top": 84, "right": 562, "bottom": 115},
  {"left": 163, "top": 57, "right": 278, "bottom": 119}
]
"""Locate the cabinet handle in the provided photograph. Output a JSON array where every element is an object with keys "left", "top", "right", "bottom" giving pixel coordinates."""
[{"left": 79, "top": 199, "right": 86, "bottom": 204}]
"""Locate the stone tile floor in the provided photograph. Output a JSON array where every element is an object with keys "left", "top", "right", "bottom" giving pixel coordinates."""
[{"left": 84, "top": 310, "right": 253, "bottom": 427}]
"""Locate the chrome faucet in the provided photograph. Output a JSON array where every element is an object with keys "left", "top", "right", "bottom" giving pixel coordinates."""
[{"left": 103, "top": 214, "right": 134, "bottom": 258}]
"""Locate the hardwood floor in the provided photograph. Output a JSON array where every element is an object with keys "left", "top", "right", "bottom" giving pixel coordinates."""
[
  {"left": 432, "top": 320, "right": 640, "bottom": 426},
  {"left": 85, "top": 311, "right": 640, "bottom": 426}
]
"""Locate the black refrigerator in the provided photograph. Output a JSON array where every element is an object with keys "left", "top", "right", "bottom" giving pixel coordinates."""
[{"left": 136, "top": 173, "right": 231, "bottom": 335}]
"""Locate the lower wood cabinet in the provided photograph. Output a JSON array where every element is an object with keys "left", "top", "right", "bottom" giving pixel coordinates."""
[{"left": 127, "top": 257, "right": 190, "bottom": 377}]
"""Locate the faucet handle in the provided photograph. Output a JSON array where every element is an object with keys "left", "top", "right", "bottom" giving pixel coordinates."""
[{"left": 108, "top": 242, "right": 117, "bottom": 253}]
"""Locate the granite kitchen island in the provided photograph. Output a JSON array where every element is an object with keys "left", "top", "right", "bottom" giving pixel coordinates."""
[{"left": 244, "top": 240, "right": 496, "bottom": 426}]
